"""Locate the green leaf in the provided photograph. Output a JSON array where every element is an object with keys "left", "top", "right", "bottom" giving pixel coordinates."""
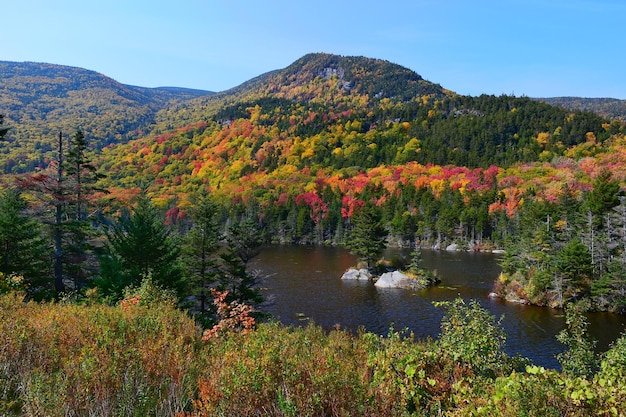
[{"left": 404, "top": 363, "right": 416, "bottom": 378}]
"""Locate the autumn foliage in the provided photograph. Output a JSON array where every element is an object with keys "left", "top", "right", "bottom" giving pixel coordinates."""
[
  {"left": 3, "top": 289, "right": 626, "bottom": 416},
  {"left": 0, "top": 290, "right": 200, "bottom": 416},
  {"left": 201, "top": 289, "right": 256, "bottom": 340}
]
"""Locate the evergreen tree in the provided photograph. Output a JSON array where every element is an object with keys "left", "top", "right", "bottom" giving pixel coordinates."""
[
  {"left": 97, "top": 196, "right": 184, "bottom": 301},
  {"left": 0, "top": 188, "right": 52, "bottom": 297},
  {"left": 585, "top": 168, "right": 621, "bottom": 219},
  {"left": 0, "top": 114, "right": 9, "bottom": 141},
  {"left": 218, "top": 217, "right": 264, "bottom": 306},
  {"left": 345, "top": 202, "right": 386, "bottom": 270},
  {"left": 226, "top": 217, "right": 263, "bottom": 264},
  {"left": 183, "top": 193, "right": 221, "bottom": 313},
  {"left": 64, "top": 129, "right": 107, "bottom": 287},
  {"left": 407, "top": 246, "right": 425, "bottom": 275},
  {"left": 555, "top": 238, "right": 593, "bottom": 299},
  {"left": 590, "top": 197, "right": 626, "bottom": 312},
  {"left": 13, "top": 130, "right": 107, "bottom": 294},
  {"left": 65, "top": 129, "right": 105, "bottom": 221},
  {"left": 53, "top": 131, "right": 65, "bottom": 292}
]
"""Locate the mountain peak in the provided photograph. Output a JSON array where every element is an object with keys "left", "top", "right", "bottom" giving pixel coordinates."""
[{"left": 263, "top": 53, "right": 447, "bottom": 103}]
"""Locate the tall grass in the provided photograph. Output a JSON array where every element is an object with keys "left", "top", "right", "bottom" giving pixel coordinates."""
[{"left": 0, "top": 291, "right": 201, "bottom": 416}]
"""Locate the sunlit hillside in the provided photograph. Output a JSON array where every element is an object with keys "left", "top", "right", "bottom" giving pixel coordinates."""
[{"left": 0, "top": 61, "right": 212, "bottom": 172}]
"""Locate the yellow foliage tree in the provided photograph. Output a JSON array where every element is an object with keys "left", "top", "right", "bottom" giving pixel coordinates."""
[{"left": 536, "top": 132, "right": 550, "bottom": 148}]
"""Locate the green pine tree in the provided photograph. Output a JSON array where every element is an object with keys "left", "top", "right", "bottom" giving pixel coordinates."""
[
  {"left": 183, "top": 193, "right": 221, "bottom": 313},
  {"left": 0, "top": 188, "right": 52, "bottom": 298},
  {"left": 64, "top": 129, "right": 107, "bottom": 288},
  {"left": 218, "top": 217, "right": 264, "bottom": 306},
  {"left": 97, "top": 196, "right": 184, "bottom": 301},
  {"left": 65, "top": 129, "right": 106, "bottom": 221},
  {"left": 555, "top": 238, "right": 593, "bottom": 299},
  {"left": 345, "top": 202, "right": 386, "bottom": 270},
  {"left": 586, "top": 168, "right": 621, "bottom": 219},
  {"left": 226, "top": 218, "right": 263, "bottom": 264}
]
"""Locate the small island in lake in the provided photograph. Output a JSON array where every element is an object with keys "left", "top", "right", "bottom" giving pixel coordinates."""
[{"left": 342, "top": 247, "right": 440, "bottom": 290}]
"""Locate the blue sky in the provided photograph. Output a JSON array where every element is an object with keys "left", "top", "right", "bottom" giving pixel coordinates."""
[{"left": 3, "top": 0, "right": 625, "bottom": 98}]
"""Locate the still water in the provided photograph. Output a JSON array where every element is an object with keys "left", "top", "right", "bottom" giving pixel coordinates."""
[{"left": 250, "top": 245, "right": 626, "bottom": 369}]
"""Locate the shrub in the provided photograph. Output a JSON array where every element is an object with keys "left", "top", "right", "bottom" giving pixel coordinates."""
[
  {"left": 186, "top": 322, "right": 375, "bottom": 417},
  {"left": 0, "top": 291, "right": 201, "bottom": 416},
  {"left": 0, "top": 272, "right": 26, "bottom": 294},
  {"left": 201, "top": 289, "right": 255, "bottom": 340},
  {"left": 435, "top": 298, "right": 525, "bottom": 377},
  {"left": 464, "top": 366, "right": 586, "bottom": 417},
  {"left": 2, "top": 290, "right": 625, "bottom": 416},
  {"left": 366, "top": 329, "right": 461, "bottom": 415},
  {"left": 556, "top": 301, "right": 599, "bottom": 378}
]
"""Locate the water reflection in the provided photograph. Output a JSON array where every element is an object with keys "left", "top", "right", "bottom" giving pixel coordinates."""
[{"left": 251, "top": 245, "right": 626, "bottom": 369}]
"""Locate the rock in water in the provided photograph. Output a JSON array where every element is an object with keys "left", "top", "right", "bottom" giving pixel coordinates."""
[
  {"left": 375, "top": 271, "right": 412, "bottom": 288},
  {"left": 375, "top": 270, "right": 439, "bottom": 290},
  {"left": 341, "top": 268, "right": 372, "bottom": 281}
]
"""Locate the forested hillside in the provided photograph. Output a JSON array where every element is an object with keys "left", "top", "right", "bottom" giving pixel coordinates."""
[
  {"left": 2, "top": 53, "right": 626, "bottom": 312},
  {"left": 538, "top": 97, "right": 626, "bottom": 122},
  {"left": 0, "top": 61, "right": 212, "bottom": 172},
  {"left": 99, "top": 54, "right": 614, "bottom": 196}
]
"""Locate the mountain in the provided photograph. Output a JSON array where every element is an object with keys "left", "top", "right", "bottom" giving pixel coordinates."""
[
  {"left": 91, "top": 54, "right": 616, "bottom": 212},
  {"left": 0, "top": 54, "right": 620, "bottom": 180},
  {"left": 536, "top": 97, "right": 626, "bottom": 122},
  {"left": 148, "top": 53, "right": 450, "bottom": 133},
  {"left": 217, "top": 52, "right": 447, "bottom": 102},
  {"left": 256, "top": 52, "right": 448, "bottom": 101},
  {"left": 0, "top": 61, "right": 213, "bottom": 172}
]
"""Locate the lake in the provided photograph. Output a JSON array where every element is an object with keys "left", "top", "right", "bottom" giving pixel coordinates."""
[{"left": 250, "top": 245, "right": 626, "bottom": 369}]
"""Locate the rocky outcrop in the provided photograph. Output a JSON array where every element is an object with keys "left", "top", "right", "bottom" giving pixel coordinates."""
[{"left": 341, "top": 268, "right": 373, "bottom": 281}]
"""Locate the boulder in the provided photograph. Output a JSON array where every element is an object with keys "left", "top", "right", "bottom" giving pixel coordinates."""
[
  {"left": 445, "top": 243, "right": 459, "bottom": 251},
  {"left": 341, "top": 268, "right": 372, "bottom": 281},
  {"left": 375, "top": 271, "right": 413, "bottom": 288},
  {"left": 375, "top": 270, "right": 440, "bottom": 290}
]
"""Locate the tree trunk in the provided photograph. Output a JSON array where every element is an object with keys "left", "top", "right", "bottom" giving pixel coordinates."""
[{"left": 54, "top": 131, "right": 65, "bottom": 293}]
